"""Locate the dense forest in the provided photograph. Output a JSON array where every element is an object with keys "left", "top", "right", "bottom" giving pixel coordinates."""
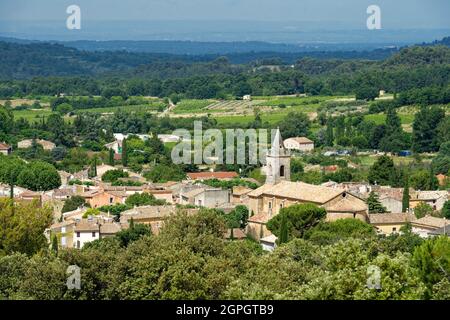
[{"left": 0, "top": 41, "right": 449, "bottom": 99}]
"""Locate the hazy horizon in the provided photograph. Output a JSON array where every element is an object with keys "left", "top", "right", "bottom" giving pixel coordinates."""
[{"left": 1, "top": 1, "right": 449, "bottom": 44}]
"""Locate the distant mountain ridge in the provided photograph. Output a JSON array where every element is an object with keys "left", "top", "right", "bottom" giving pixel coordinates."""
[{"left": 0, "top": 36, "right": 448, "bottom": 80}]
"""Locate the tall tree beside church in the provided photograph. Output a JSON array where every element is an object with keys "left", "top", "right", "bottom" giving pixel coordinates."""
[
  {"left": 278, "top": 214, "right": 289, "bottom": 245},
  {"left": 402, "top": 178, "right": 410, "bottom": 213},
  {"left": 122, "top": 138, "right": 128, "bottom": 167}
]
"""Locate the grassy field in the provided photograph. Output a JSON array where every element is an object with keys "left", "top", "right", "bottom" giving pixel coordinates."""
[
  {"left": 13, "top": 109, "right": 54, "bottom": 123},
  {"left": 364, "top": 113, "right": 415, "bottom": 125},
  {"left": 173, "top": 99, "right": 215, "bottom": 114},
  {"left": 356, "top": 154, "right": 418, "bottom": 168},
  {"left": 255, "top": 95, "right": 338, "bottom": 107},
  {"left": 75, "top": 103, "right": 165, "bottom": 114}
]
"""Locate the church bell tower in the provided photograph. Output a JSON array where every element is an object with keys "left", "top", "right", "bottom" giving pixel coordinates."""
[{"left": 265, "top": 128, "right": 291, "bottom": 184}]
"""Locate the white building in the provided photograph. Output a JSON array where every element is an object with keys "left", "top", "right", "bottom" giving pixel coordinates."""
[
  {"left": 284, "top": 137, "right": 314, "bottom": 152},
  {"left": 411, "top": 216, "right": 449, "bottom": 238},
  {"left": 260, "top": 234, "right": 277, "bottom": 251},
  {"left": 74, "top": 220, "right": 100, "bottom": 248}
]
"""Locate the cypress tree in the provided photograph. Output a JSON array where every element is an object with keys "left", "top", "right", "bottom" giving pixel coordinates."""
[
  {"left": 109, "top": 148, "right": 115, "bottom": 166},
  {"left": 51, "top": 234, "right": 58, "bottom": 255},
  {"left": 279, "top": 214, "right": 289, "bottom": 244},
  {"left": 122, "top": 138, "right": 128, "bottom": 167},
  {"left": 325, "top": 122, "right": 334, "bottom": 147},
  {"left": 402, "top": 178, "right": 410, "bottom": 212}
]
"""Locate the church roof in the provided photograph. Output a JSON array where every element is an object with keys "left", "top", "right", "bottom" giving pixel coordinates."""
[{"left": 247, "top": 181, "right": 344, "bottom": 204}]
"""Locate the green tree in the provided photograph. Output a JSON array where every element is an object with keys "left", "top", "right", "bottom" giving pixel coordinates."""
[
  {"left": 144, "top": 164, "right": 186, "bottom": 182},
  {"left": 325, "top": 122, "right": 334, "bottom": 147},
  {"left": 442, "top": 201, "right": 450, "bottom": 219},
  {"left": 414, "top": 202, "right": 434, "bottom": 219},
  {"left": 125, "top": 192, "right": 165, "bottom": 207},
  {"left": 355, "top": 85, "right": 378, "bottom": 101},
  {"left": 0, "top": 199, "right": 53, "bottom": 256},
  {"left": 62, "top": 195, "right": 87, "bottom": 213},
  {"left": 266, "top": 204, "right": 326, "bottom": 240},
  {"left": 431, "top": 142, "right": 450, "bottom": 175},
  {"left": 16, "top": 161, "right": 61, "bottom": 191},
  {"left": 51, "top": 234, "right": 58, "bottom": 255},
  {"left": 305, "top": 219, "right": 376, "bottom": 245},
  {"left": 108, "top": 148, "right": 115, "bottom": 166},
  {"left": 409, "top": 170, "right": 438, "bottom": 191},
  {"left": 366, "top": 191, "right": 387, "bottom": 213},
  {"left": 278, "top": 112, "right": 311, "bottom": 139},
  {"left": 412, "top": 236, "right": 450, "bottom": 298},
  {"left": 368, "top": 155, "right": 397, "bottom": 186},
  {"left": 55, "top": 103, "right": 73, "bottom": 115},
  {"left": 402, "top": 179, "right": 410, "bottom": 213},
  {"left": 101, "top": 169, "right": 128, "bottom": 183},
  {"left": 278, "top": 214, "right": 289, "bottom": 244},
  {"left": 88, "top": 157, "right": 97, "bottom": 178},
  {"left": 121, "top": 138, "right": 128, "bottom": 167},
  {"left": 412, "top": 106, "right": 445, "bottom": 153}
]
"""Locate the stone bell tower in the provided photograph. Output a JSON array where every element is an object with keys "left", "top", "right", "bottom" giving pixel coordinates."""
[{"left": 265, "top": 128, "right": 291, "bottom": 185}]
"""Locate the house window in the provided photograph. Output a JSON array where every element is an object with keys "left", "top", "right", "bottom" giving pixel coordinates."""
[
  {"left": 110, "top": 197, "right": 114, "bottom": 204},
  {"left": 268, "top": 202, "right": 272, "bottom": 209},
  {"left": 92, "top": 232, "right": 96, "bottom": 237},
  {"left": 280, "top": 203, "right": 283, "bottom": 209},
  {"left": 392, "top": 227, "right": 397, "bottom": 232},
  {"left": 76, "top": 232, "right": 80, "bottom": 238}
]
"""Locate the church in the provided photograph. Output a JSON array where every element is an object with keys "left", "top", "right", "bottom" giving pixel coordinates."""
[{"left": 246, "top": 129, "right": 368, "bottom": 241}]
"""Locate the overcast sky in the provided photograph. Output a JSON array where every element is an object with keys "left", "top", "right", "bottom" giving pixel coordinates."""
[{"left": 1, "top": 0, "right": 449, "bottom": 28}]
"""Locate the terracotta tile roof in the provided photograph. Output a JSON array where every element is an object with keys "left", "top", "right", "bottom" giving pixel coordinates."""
[
  {"left": 105, "top": 191, "right": 129, "bottom": 198},
  {"left": 75, "top": 220, "right": 100, "bottom": 232},
  {"left": 49, "top": 220, "right": 75, "bottom": 231},
  {"left": 187, "top": 171, "right": 238, "bottom": 180},
  {"left": 99, "top": 222, "right": 122, "bottom": 235},
  {"left": 428, "top": 225, "right": 450, "bottom": 236},
  {"left": 412, "top": 216, "right": 449, "bottom": 229},
  {"left": 369, "top": 213, "right": 416, "bottom": 224},
  {"left": 375, "top": 187, "right": 404, "bottom": 201},
  {"left": 412, "top": 191, "right": 448, "bottom": 201},
  {"left": 182, "top": 188, "right": 205, "bottom": 198},
  {"left": 121, "top": 205, "right": 199, "bottom": 221},
  {"left": 325, "top": 196, "right": 367, "bottom": 212},
  {"left": 232, "top": 186, "right": 253, "bottom": 196},
  {"left": 247, "top": 181, "right": 343, "bottom": 204},
  {"left": 20, "top": 190, "right": 41, "bottom": 198},
  {"left": 224, "top": 228, "right": 247, "bottom": 239},
  {"left": 0, "top": 142, "right": 11, "bottom": 149},
  {"left": 285, "top": 137, "right": 313, "bottom": 144},
  {"left": 248, "top": 212, "right": 271, "bottom": 224}
]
